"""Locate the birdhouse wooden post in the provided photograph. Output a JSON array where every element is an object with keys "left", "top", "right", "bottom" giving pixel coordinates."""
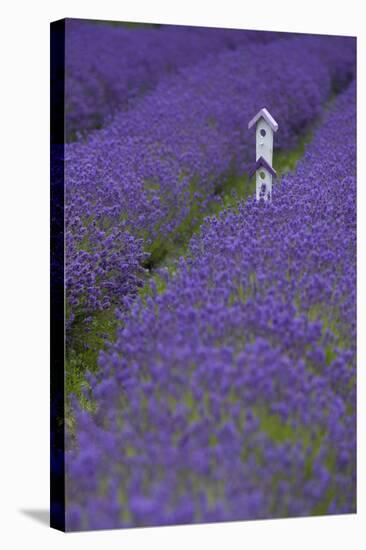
[{"left": 248, "top": 108, "right": 279, "bottom": 202}]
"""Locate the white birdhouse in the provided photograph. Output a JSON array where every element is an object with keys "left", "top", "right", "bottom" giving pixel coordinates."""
[{"left": 248, "top": 108, "right": 279, "bottom": 202}]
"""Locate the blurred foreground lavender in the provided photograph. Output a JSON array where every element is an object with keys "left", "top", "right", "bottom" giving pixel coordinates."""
[{"left": 66, "top": 81, "right": 356, "bottom": 530}]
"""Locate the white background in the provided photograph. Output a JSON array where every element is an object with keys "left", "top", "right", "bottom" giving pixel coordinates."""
[{"left": 0, "top": 0, "right": 364, "bottom": 547}]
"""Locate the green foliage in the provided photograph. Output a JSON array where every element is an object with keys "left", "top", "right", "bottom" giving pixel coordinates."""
[
  {"left": 256, "top": 407, "right": 299, "bottom": 444},
  {"left": 65, "top": 309, "right": 117, "bottom": 428},
  {"left": 275, "top": 129, "right": 313, "bottom": 174},
  {"left": 91, "top": 19, "right": 159, "bottom": 30}
]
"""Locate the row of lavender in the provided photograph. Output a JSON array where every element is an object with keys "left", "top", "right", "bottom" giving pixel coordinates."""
[
  {"left": 65, "top": 20, "right": 282, "bottom": 140},
  {"left": 66, "top": 80, "right": 356, "bottom": 530},
  {"left": 65, "top": 35, "right": 355, "bottom": 331}
]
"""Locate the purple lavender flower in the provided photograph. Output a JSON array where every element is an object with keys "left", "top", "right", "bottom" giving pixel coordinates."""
[
  {"left": 65, "top": 34, "right": 355, "bottom": 332},
  {"left": 65, "top": 19, "right": 283, "bottom": 139},
  {"left": 65, "top": 80, "right": 356, "bottom": 530}
]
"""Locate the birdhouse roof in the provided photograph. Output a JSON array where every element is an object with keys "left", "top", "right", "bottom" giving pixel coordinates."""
[
  {"left": 248, "top": 156, "right": 277, "bottom": 178},
  {"left": 248, "top": 108, "right": 279, "bottom": 132}
]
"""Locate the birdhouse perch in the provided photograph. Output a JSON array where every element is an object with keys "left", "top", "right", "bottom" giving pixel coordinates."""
[{"left": 248, "top": 108, "right": 278, "bottom": 202}]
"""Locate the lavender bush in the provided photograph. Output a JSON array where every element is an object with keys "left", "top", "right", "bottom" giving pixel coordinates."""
[
  {"left": 65, "top": 19, "right": 282, "bottom": 140},
  {"left": 65, "top": 80, "right": 356, "bottom": 530},
  {"left": 65, "top": 34, "right": 355, "bottom": 332}
]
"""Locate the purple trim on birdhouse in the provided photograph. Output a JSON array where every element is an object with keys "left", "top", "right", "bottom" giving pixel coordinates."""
[
  {"left": 248, "top": 156, "right": 277, "bottom": 178},
  {"left": 248, "top": 108, "right": 279, "bottom": 132}
]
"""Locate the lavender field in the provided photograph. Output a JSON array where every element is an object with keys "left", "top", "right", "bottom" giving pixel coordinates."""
[{"left": 62, "top": 19, "right": 356, "bottom": 531}]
